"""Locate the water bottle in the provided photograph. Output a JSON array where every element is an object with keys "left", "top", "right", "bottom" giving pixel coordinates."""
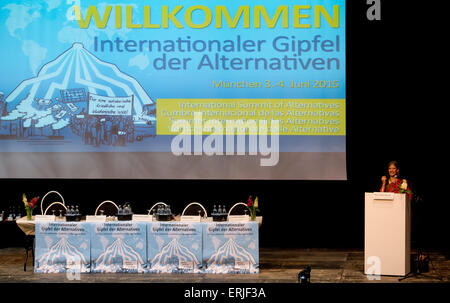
[
  {"left": 75, "top": 205, "right": 80, "bottom": 215},
  {"left": 118, "top": 205, "right": 123, "bottom": 215},
  {"left": 218, "top": 205, "right": 223, "bottom": 220},
  {"left": 167, "top": 205, "right": 171, "bottom": 215},
  {"left": 213, "top": 205, "right": 217, "bottom": 216},
  {"left": 10, "top": 207, "right": 16, "bottom": 220}
]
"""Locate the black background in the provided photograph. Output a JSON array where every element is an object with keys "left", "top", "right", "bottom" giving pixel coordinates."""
[{"left": 1, "top": 1, "right": 445, "bottom": 251}]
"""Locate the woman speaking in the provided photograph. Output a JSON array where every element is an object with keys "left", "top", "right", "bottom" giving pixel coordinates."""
[{"left": 380, "top": 161, "right": 412, "bottom": 199}]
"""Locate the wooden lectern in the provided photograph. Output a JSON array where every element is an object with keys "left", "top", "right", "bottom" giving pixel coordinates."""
[{"left": 364, "top": 192, "right": 411, "bottom": 276}]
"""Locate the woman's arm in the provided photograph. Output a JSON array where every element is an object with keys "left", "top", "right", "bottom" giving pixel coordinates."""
[{"left": 380, "top": 176, "right": 387, "bottom": 192}]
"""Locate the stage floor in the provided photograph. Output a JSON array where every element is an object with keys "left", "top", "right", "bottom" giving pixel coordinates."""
[{"left": 0, "top": 247, "right": 448, "bottom": 283}]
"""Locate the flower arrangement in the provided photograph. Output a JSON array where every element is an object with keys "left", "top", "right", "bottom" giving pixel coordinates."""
[
  {"left": 396, "top": 179, "right": 412, "bottom": 195},
  {"left": 22, "top": 194, "right": 39, "bottom": 220},
  {"left": 246, "top": 195, "right": 260, "bottom": 221}
]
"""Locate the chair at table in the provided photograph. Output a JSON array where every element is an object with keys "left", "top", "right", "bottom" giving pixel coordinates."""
[
  {"left": 147, "top": 202, "right": 168, "bottom": 215},
  {"left": 44, "top": 202, "right": 67, "bottom": 217},
  {"left": 228, "top": 202, "right": 263, "bottom": 226},
  {"left": 40, "top": 190, "right": 66, "bottom": 215},
  {"left": 23, "top": 234, "right": 34, "bottom": 272},
  {"left": 95, "top": 200, "right": 119, "bottom": 216},
  {"left": 228, "top": 202, "right": 249, "bottom": 216},
  {"left": 181, "top": 202, "right": 208, "bottom": 218}
]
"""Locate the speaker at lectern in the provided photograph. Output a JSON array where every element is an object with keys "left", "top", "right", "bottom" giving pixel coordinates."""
[{"left": 364, "top": 192, "right": 411, "bottom": 276}]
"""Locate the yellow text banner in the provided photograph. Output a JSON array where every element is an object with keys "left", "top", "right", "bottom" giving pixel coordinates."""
[{"left": 156, "top": 99, "right": 345, "bottom": 136}]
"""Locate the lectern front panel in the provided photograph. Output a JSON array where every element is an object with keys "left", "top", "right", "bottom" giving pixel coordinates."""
[{"left": 364, "top": 193, "right": 411, "bottom": 276}]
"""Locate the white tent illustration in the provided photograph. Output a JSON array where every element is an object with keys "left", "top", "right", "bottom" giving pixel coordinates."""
[
  {"left": 205, "top": 238, "right": 258, "bottom": 273},
  {"left": 93, "top": 237, "right": 145, "bottom": 272},
  {"left": 151, "top": 238, "right": 201, "bottom": 273},
  {"left": 36, "top": 237, "right": 89, "bottom": 273},
  {"left": 3, "top": 42, "right": 153, "bottom": 130}
]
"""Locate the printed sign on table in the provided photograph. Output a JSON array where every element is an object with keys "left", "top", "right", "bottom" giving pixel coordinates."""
[
  {"left": 203, "top": 222, "right": 259, "bottom": 274},
  {"left": 35, "top": 222, "right": 90, "bottom": 273},
  {"left": 147, "top": 222, "right": 202, "bottom": 273},
  {"left": 90, "top": 222, "right": 147, "bottom": 273}
]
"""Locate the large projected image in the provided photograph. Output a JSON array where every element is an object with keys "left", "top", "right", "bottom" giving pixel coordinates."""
[{"left": 0, "top": 0, "right": 346, "bottom": 179}]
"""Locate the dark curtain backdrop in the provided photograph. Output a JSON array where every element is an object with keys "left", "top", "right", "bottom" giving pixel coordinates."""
[{"left": 1, "top": 2, "right": 444, "bottom": 249}]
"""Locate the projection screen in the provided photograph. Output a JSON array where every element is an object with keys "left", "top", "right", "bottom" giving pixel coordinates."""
[{"left": 0, "top": 0, "right": 346, "bottom": 179}]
